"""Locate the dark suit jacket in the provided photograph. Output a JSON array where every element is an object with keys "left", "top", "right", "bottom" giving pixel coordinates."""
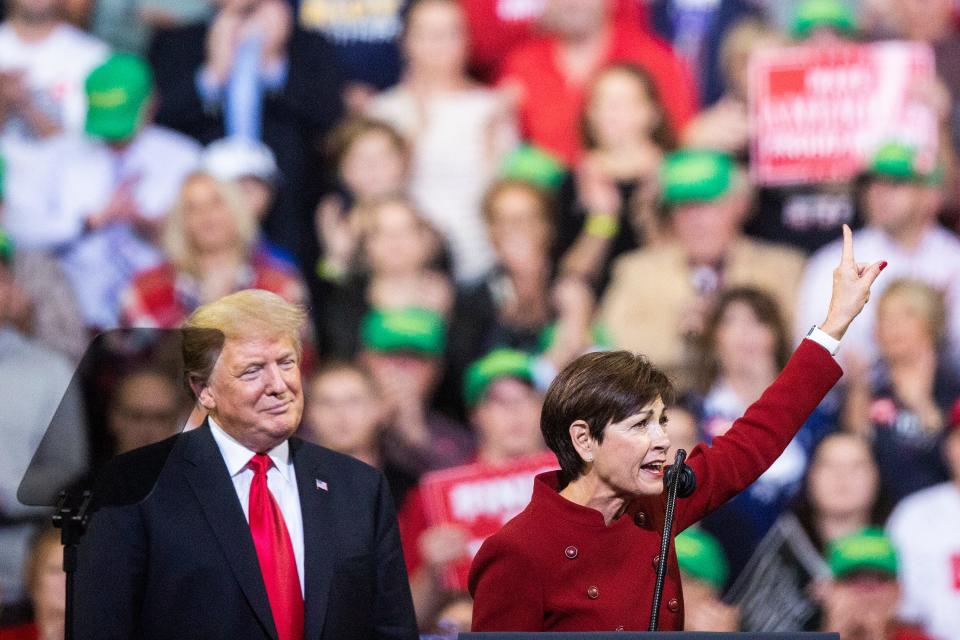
[{"left": 75, "top": 423, "right": 418, "bottom": 640}]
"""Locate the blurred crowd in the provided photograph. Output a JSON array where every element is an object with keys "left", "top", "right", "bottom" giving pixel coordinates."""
[{"left": 1, "top": 0, "right": 960, "bottom": 638}]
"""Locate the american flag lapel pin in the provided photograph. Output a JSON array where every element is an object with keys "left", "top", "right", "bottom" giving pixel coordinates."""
[{"left": 315, "top": 478, "right": 328, "bottom": 492}]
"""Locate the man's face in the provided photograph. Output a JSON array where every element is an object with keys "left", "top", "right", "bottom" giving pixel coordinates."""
[
  {"left": 587, "top": 396, "right": 671, "bottom": 497},
  {"left": 472, "top": 378, "right": 544, "bottom": 462},
  {"left": 541, "top": 0, "right": 609, "bottom": 39},
  {"left": 199, "top": 334, "right": 303, "bottom": 452},
  {"left": 671, "top": 195, "right": 744, "bottom": 264},
  {"left": 305, "top": 369, "right": 383, "bottom": 455},
  {"left": 863, "top": 179, "right": 924, "bottom": 236}
]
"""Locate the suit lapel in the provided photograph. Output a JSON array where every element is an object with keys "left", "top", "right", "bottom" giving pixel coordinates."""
[
  {"left": 180, "top": 423, "right": 279, "bottom": 640},
  {"left": 291, "top": 438, "right": 336, "bottom": 640}
]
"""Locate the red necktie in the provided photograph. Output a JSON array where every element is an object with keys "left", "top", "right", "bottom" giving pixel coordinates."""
[{"left": 248, "top": 453, "right": 304, "bottom": 640}]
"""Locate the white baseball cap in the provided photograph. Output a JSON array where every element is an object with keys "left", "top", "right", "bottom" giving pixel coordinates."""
[{"left": 202, "top": 136, "right": 279, "bottom": 184}]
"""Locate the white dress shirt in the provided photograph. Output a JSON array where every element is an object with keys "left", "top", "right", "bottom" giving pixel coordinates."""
[{"left": 208, "top": 418, "right": 305, "bottom": 596}]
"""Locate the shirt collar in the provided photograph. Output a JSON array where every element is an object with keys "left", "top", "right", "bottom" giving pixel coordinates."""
[{"left": 208, "top": 416, "right": 292, "bottom": 482}]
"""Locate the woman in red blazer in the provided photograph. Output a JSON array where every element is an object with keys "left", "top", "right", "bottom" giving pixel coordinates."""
[{"left": 469, "top": 226, "right": 886, "bottom": 632}]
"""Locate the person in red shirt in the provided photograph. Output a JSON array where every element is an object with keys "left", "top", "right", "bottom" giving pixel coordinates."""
[
  {"left": 468, "top": 225, "right": 886, "bottom": 632},
  {"left": 497, "top": 0, "right": 696, "bottom": 166}
]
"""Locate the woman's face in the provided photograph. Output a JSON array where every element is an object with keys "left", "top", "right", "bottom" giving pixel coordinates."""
[
  {"left": 181, "top": 177, "right": 239, "bottom": 254},
  {"left": 586, "top": 396, "right": 671, "bottom": 497},
  {"left": 340, "top": 130, "right": 407, "bottom": 202},
  {"left": 586, "top": 69, "right": 660, "bottom": 149},
  {"left": 305, "top": 369, "right": 382, "bottom": 456},
  {"left": 487, "top": 186, "right": 551, "bottom": 267},
  {"left": 403, "top": 0, "right": 467, "bottom": 79},
  {"left": 807, "top": 435, "right": 879, "bottom": 518},
  {"left": 714, "top": 300, "right": 778, "bottom": 375},
  {"left": 876, "top": 292, "right": 935, "bottom": 360},
  {"left": 363, "top": 202, "right": 432, "bottom": 275}
]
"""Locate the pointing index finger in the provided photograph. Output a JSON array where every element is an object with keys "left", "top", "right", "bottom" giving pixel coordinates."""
[{"left": 841, "top": 224, "right": 855, "bottom": 266}]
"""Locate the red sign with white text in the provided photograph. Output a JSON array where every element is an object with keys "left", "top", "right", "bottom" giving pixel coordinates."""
[
  {"left": 420, "top": 451, "right": 559, "bottom": 589},
  {"left": 750, "top": 41, "right": 937, "bottom": 186}
]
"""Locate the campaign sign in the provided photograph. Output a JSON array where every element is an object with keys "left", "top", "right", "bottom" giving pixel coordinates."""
[
  {"left": 421, "top": 451, "right": 559, "bottom": 589},
  {"left": 750, "top": 41, "right": 937, "bottom": 186}
]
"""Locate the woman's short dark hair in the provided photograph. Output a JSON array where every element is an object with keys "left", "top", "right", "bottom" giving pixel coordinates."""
[{"left": 541, "top": 350, "right": 674, "bottom": 487}]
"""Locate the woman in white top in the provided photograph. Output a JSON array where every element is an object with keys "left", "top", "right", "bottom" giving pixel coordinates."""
[{"left": 367, "top": 0, "right": 517, "bottom": 284}]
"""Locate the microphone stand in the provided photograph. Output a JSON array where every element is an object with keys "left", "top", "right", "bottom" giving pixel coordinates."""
[{"left": 648, "top": 448, "right": 695, "bottom": 631}]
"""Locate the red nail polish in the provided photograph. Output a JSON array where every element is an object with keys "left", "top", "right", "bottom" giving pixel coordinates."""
[{"left": 879, "top": 261, "right": 888, "bottom": 271}]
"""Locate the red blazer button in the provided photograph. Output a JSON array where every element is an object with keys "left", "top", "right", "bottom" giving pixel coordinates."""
[
  {"left": 667, "top": 597, "right": 680, "bottom": 612},
  {"left": 564, "top": 545, "right": 578, "bottom": 559},
  {"left": 587, "top": 586, "right": 599, "bottom": 599},
  {"left": 634, "top": 511, "right": 648, "bottom": 527}
]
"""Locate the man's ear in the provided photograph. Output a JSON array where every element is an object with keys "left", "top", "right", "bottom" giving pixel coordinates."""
[
  {"left": 190, "top": 376, "right": 216, "bottom": 412},
  {"left": 568, "top": 420, "right": 594, "bottom": 463}
]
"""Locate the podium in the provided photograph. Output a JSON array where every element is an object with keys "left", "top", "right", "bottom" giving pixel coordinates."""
[{"left": 460, "top": 634, "right": 839, "bottom": 639}]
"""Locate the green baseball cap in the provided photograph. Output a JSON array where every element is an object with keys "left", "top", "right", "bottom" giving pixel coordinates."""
[
  {"left": 661, "top": 150, "right": 736, "bottom": 206},
  {"left": 791, "top": 0, "right": 856, "bottom": 40},
  {"left": 500, "top": 144, "right": 567, "bottom": 190},
  {"left": 828, "top": 527, "right": 898, "bottom": 580},
  {"left": 675, "top": 528, "right": 728, "bottom": 590},
  {"left": 463, "top": 348, "right": 535, "bottom": 407},
  {"left": 0, "top": 228, "right": 15, "bottom": 266},
  {"left": 865, "top": 142, "right": 929, "bottom": 182},
  {"left": 360, "top": 308, "right": 446, "bottom": 357},
  {"left": 85, "top": 53, "right": 153, "bottom": 142}
]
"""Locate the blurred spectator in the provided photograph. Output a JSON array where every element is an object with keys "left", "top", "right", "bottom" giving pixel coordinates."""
[
  {"left": 665, "top": 401, "right": 701, "bottom": 465},
  {"left": 0, "top": 165, "right": 86, "bottom": 362},
  {"left": 148, "top": 0, "right": 344, "bottom": 266},
  {"left": 498, "top": 0, "right": 696, "bottom": 166},
  {"left": 0, "top": 275, "right": 85, "bottom": 612},
  {"left": 675, "top": 527, "right": 739, "bottom": 632},
  {"left": 8, "top": 53, "right": 201, "bottom": 329},
  {"left": 681, "top": 18, "right": 784, "bottom": 157},
  {"left": 107, "top": 367, "right": 185, "bottom": 454},
  {"left": 821, "top": 528, "right": 930, "bottom": 640},
  {"left": 313, "top": 196, "right": 452, "bottom": 358},
  {"left": 201, "top": 135, "right": 297, "bottom": 270},
  {"left": 120, "top": 171, "right": 306, "bottom": 328},
  {"left": 648, "top": 0, "right": 761, "bottom": 107},
  {"left": 2, "top": 526, "right": 65, "bottom": 639},
  {"left": 886, "top": 404, "right": 960, "bottom": 640},
  {"left": 0, "top": 0, "right": 108, "bottom": 143},
  {"left": 796, "top": 143, "right": 960, "bottom": 361},
  {"left": 297, "top": 0, "right": 406, "bottom": 111},
  {"left": 368, "top": 0, "right": 518, "bottom": 283},
  {"left": 843, "top": 280, "right": 957, "bottom": 505},
  {"left": 399, "top": 348, "right": 544, "bottom": 626},
  {"left": 301, "top": 360, "right": 418, "bottom": 504},
  {"left": 314, "top": 117, "right": 410, "bottom": 256},
  {"left": 694, "top": 288, "right": 836, "bottom": 581},
  {"left": 359, "top": 307, "right": 474, "bottom": 478},
  {"left": 729, "top": 432, "right": 886, "bottom": 631},
  {"left": 555, "top": 63, "right": 673, "bottom": 295},
  {"left": 599, "top": 150, "right": 805, "bottom": 386},
  {"left": 444, "top": 179, "right": 596, "bottom": 416}
]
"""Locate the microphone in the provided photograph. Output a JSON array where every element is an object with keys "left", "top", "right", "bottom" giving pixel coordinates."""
[{"left": 664, "top": 450, "right": 696, "bottom": 498}]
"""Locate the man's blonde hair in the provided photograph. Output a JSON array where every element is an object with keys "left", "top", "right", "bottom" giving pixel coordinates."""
[{"left": 181, "top": 289, "right": 307, "bottom": 396}]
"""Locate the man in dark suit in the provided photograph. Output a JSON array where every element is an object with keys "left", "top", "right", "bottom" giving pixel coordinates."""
[{"left": 75, "top": 289, "right": 418, "bottom": 640}]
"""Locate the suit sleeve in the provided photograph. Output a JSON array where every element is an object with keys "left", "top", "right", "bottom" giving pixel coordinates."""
[
  {"left": 75, "top": 502, "right": 147, "bottom": 640},
  {"left": 468, "top": 532, "right": 543, "bottom": 631},
  {"left": 675, "top": 339, "right": 842, "bottom": 531},
  {"left": 372, "top": 472, "right": 419, "bottom": 640}
]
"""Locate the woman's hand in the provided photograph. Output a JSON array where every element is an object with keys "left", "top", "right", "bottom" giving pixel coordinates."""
[{"left": 820, "top": 225, "right": 886, "bottom": 340}]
